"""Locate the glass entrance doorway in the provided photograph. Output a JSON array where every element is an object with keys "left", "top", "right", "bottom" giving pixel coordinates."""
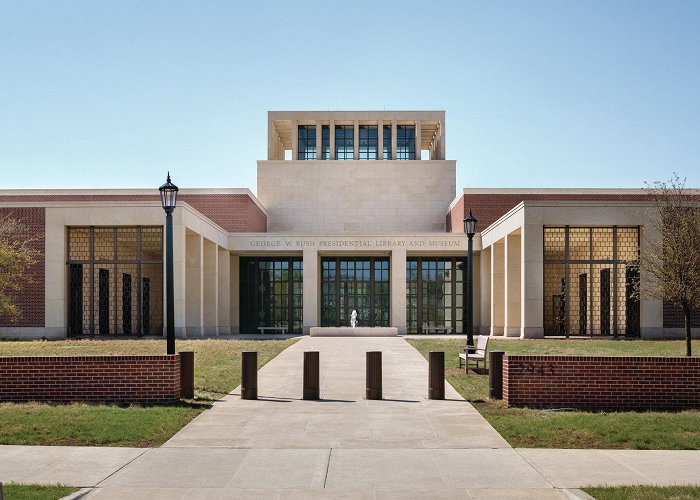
[{"left": 321, "top": 257, "right": 390, "bottom": 327}]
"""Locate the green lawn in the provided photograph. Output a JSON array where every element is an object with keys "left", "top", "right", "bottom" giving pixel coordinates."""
[
  {"left": 407, "top": 338, "right": 700, "bottom": 450},
  {"left": 583, "top": 485, "right": 700, "bottom": 499},
  {"left": 1, "top": 483, "right": 78, "bottom": 500},
  {"left": 0, "top": 338, "right": 296, "bottom": 446}
]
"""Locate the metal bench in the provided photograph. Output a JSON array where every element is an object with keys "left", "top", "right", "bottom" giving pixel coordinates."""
[{"left": 257, "top": 326, "right": 288, "bottom": 335}]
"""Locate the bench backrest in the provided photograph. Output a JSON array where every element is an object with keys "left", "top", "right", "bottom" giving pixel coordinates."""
[{"left": 476, "top": 335, "right": 489, "bottom": 352}]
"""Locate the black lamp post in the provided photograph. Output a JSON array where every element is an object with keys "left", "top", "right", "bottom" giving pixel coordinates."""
[
  {"left": 463, "top": 209, "right": 478, "bottom": 347},
  {"left": 159, "top": 173, "right": 179, "bottom": 355}
]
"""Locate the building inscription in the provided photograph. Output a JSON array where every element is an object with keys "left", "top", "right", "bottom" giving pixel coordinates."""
[{"left": 248, "top": 239, "right": 462, "bottom": 248}]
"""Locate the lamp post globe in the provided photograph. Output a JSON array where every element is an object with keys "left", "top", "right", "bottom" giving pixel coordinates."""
[
  {"left": 159, "top": 173, "right": 179, "bottom": 355},
  {"left": 463, "top": 209, "right": 478, "bottom": 347}
]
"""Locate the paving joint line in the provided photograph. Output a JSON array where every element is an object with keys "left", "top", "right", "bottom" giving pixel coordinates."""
[
  {"left": 513, "top": 448, "right": 558, "bottom": 489},
  {"left": 92, "top": 448, "right": 150, "bottom": 487},
  {"left": 323, "top": 447, "right": 333, "bottom": 488}
]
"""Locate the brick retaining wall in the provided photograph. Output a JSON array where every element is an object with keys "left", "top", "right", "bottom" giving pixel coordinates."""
[
  {"left": 0, "top": 355, "right": 181, "bottom": 403},
  {"left": 503, "top": 355, "right": 700, "bottom": 411}
]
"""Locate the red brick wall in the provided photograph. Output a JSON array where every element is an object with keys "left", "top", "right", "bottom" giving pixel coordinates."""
[
  {"left": 0, "top": 193, "right": 267, "bottom": 232},
  {"left": 0, "top": 355, "right": 181, "bottom": 403},
  {"left": 446, "top": 193, "right": 652, "bottom": 232},
  {"left": 503, "top": 355, "right": 700, "bottom": 411},
  {"left": 179, "top": 194, "right": 267, "bottom": 232},
  {"left": 0, "top": 208, "right": 45, "bottom": 328}
]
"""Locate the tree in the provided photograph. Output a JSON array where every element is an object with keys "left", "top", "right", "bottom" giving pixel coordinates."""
[
  {"left": 0, "top": 214, "right": 39, "bottom": 322},
  {"left": 637, "top": 174, "right": 700, "bottom": 356}
]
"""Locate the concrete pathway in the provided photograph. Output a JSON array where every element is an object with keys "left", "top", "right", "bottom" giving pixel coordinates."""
[{"left": 0, "top": 337, "right": 698, "bottom": 499}]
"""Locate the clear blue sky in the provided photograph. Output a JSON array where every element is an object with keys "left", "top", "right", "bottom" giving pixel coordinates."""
[{"left": 1, "top": 1, "right": 698, "bottom": 193}]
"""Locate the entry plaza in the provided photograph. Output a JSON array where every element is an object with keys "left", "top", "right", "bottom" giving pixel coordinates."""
[{"left": 0, "top": 110, "right": 697, "bottom": 340}]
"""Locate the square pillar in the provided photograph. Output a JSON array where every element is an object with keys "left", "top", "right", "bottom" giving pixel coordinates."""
[
  {"left": 505, "top": 233, "right": 522, "bottom": 337},
  {"left": 217, "top": 247, "right": 231, "bottom": 335},
  {"left": 329, "top": 120, "right": 335, "bottom": 160},
  {"left": 202, "top": 238, "right": 218, "bottom": 336},
  {"left": 185, "top": 231, "right": 203, "bottom": 338},
  {"left": 490, "top": 239, "right": 505, "bottom": 335},
  {"left": 521, "top": 223, "right": 544, "bottom": 338},
  {"left": 479, "top": 247, "right": 492, "bottom": 335},
  {"left": 377, "top": 120, "right": 383, "bottom": 160},
  {"left": 291, "top": 120, "right": 298, "bottom": 160},
  {"left": 414, "top": 120, "right": 421, "bottom": 160},
  {"left": 302, "top": 248, "right": 318, "bottom": 334},
  {"left": 353, "top": 121, "right": 359, "bottom": 160},
  {"left": 391, "top": 121, "right": 397, "bottom": 160},
  {"left": 391, "top": 248, "right": 407, "bottom": 334},
  {"left": 316, "top": 123, "right": 322, "bottom": 160}
]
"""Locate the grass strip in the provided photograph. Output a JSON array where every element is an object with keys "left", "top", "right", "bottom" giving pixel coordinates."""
[
  {"left": 408, "top": 338, "right": 700, "bottom": 450},
  {"left": 1, "top": 483, "right": 78, "bottom": 500},
  {"left": 582, "top": 485, "right": 700, "bottom": 499},
  {"left": 0, "top": 338, "right": 297, "bottom": 446}
]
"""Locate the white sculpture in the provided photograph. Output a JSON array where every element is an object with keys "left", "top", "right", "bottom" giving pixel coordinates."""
[{"left": 350, "top": 309, "right": 358, "bottom": 328}]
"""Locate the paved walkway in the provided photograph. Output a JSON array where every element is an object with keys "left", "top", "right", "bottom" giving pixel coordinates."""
[{"left": 0, "top": 337, "right": 698, "bottom": 499}]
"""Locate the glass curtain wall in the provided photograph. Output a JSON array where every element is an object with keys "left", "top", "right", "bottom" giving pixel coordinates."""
[
  {"left": 239, "top": 257, "right": 303, "bottom": 334},
  {"left": 321, "top": 125, "right": 330, "bottom": 159},
  {"left": 321, "top": 257, "right": 390, "bottom": 327},
  {"left": 396, "top": 125, "right": 416, "bottom": 160},
  {"left": 383, "top": 126, "right": 391, "bottom": 159},
  {"left": 359, "top": 125, "right": 378, "bottom": 159},
  {"left": 67, "top": 226, "right": 163, "bottom": 336},
  {"left": 406, "top": 257, "right": 466, "bottom": 334},
  {"left": 543, "top": 226, "right": 640, "bottom": 337},
  {"left": 335, "top": 125, "right": 354, "bottom": 160},
  {"left": 297, "top": 125, "right": 316, "bottom": 160}
]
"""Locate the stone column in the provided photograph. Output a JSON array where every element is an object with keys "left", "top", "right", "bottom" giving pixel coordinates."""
[
  {"left": 391, "top": 121, "right": 397, "bottom": 160},
  {"left": 329, "top": 120, "right": 335, "bottom": 160},
  {"left": 505, "top": 233, "right": 522, "bottom": 337},
  {"left": 172, "top": 215, "right": 187, "bottom": 338},
  {"left": 353, "top": 121, "right": 359, "bottom": 160},
  {"left": 414, "top": 121, "right": 421, "bottom": 160},
  {"left": 291, "top": 120, "right": 298, "bottom": 160},
  {"left": 316, "top": 122, "right": 322, "bottom": 160},
  {"left": 479, "top": 247, "right": 492, "bottom": 335},
  {"left": 521, "top": 222, "right": 544, "bottom": 338},
  {"left": 377, "top": 120, "right": 383, "bottom": 160},
  {"left": 439, "top": 120, "right": 446, "bottom": 160},
  {"left": 202, "top": 238, "right": 218, "bottom": 336},
  {"left": 302, "top": 248, "right": 318, "bottom": 334},
  {"left": 185, "top": 231, "right": 203, "bottom": 338},
  {"left": 391, "top": 248, "right": 407, "bottom": 334},
  {"left": 217, "top": 247, "right": 231, "bottom": 335},
  {"left": 230, "top": 254, "right": 240, "bottom": 334},
  {"left": 490, "top": 239, "right": 505, "bottom": 335}
]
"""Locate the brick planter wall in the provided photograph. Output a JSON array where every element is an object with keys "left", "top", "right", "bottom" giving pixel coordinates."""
[
  {"left": 503, "top": 355, "right": 700, "bottom": 411},
  {"left": 0, "top": 355, "right": 181, "bottom": 403}
]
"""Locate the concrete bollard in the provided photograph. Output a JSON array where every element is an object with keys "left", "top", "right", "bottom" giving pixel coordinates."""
[
  {"left": 366, "top": 351, "right": 382, "bottom": 400},
  {"left": 179, "top": 351, "right": 195, "bottom": 399},
  {"left": 489, "top": 351, "right": 504, "bottom": 399},
  {"left": 241, "top": 351, "right": 258, "bottom": 400},
  {"left": 428, "top": 351, "right": 445, "bottom": 400},
  {"left": 303, "top": 351, "right": 320, "bottom": 400}
]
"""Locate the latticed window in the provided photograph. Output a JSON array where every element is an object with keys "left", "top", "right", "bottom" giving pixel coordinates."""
[
  {"left": 67, "top": 226, "right": 163, "bottom": 336},
  {"left": 396, "top": 125, "right": 415, "bottom": 160},
  {"left": 406, "top": 257, "right": 466, "bottom": 334},
  {"left": 335, "top": 125, "right": 354, "bottom": 160},
  {"left": 239, "top": 257, "right": 303, "bottom": 334},
  {"left": 321, "top": 257, "right": 389, "bottom": 327},
  {"left": 359, "top": 125, "right": 378, "bottom": 160},
  {"left": 543, "top": 226, "right": 640, "bottom": 337},
  {"left": 297, "top": 125, "right": 316, "bottom": 160}
]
